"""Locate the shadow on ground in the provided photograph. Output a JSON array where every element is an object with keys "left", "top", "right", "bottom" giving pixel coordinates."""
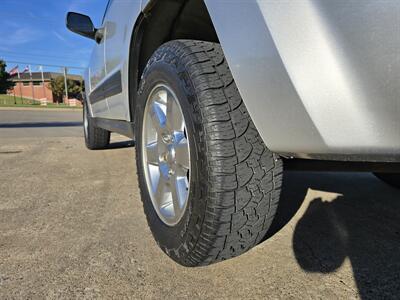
[
  {"left": 0, "top": 121, "right": 82, "bottom": 128},
  {"left": 107, "top": 139, "right": 135, "bottom": 149},
  {"left": 267, "top": 172, "right": 400, "bottom": 299}
]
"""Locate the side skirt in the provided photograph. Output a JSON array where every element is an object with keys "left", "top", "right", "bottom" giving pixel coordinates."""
[{"left": 92, "top": 118, "right": 135, "bottom": 139}]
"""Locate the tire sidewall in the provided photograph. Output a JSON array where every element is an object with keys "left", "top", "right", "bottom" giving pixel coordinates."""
[{"left": 135, "top": 59, "right": 207, "bottom": 261}]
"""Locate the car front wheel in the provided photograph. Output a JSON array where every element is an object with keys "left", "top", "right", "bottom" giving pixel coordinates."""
[{"left": 135, "top": 40, "right": 283, "bottom": 266}]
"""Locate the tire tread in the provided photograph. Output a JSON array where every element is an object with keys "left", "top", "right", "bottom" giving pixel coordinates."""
[{"left": 84, "top": 102, "right": 110, "bottom": 150}]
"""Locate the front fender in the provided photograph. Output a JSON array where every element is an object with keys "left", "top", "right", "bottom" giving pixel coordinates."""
[
  {"left": 204, "top": 1, "right": 324, "bottom": 155},
  {"left": 204, "top": 0, "right": 400, "bottom": 161}
]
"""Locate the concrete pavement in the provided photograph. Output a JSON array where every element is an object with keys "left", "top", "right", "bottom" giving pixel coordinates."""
[
  {"left": 1, "top": 110, "right": 399, "bottom": 299},
  {"left": 0, "top": 109, "right": 83, "bottom": 138}
]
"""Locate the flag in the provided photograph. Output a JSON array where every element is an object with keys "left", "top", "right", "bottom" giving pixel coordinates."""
[
  {"left": 21, "top": 65, "right": 29, "bottom": 74},
  {"left": 8, "top": 65, "right": 19, "bottom": 76}
]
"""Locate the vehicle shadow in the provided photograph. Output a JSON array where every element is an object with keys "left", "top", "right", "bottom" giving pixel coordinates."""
[
  {"left": 0, "top": 121, "right": 82, "bottom": 128},
  {"left": 107, "top": 139, "right": 135, "bottom": 149},
  {"left": 266, "top": 171, "right": 400, "bottom": 299}
]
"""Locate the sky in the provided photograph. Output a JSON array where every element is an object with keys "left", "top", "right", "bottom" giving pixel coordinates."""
[{"left": 0, "top": 0, "right": 109, "bottom": 75}]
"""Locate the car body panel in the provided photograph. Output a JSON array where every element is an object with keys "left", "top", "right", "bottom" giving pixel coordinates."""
[
  {"left": 141, "top": 0, "right": 151, "bottom": 11},
  {"left": 103, "top": 0, "right": 141, "bottom": 120},
  {"left": 86, "top": 29, "right": 108, "bottom": 118},
  {"left": 205, "top": 0, "right": 400, "bottom": 160},
  {"left": 85, "top": 0, "right": 140, "bottom": 120},
  {"left": 85, "top": 0, "right": 400, "bottom": 161}
]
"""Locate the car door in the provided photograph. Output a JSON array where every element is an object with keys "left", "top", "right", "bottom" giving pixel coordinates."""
[
  {"left": 86, "top": 2, "right": 111, "bottom": 118},
  {"left": 103, "top": 0, "right": 141, "bottom": 120},
  {"left": 87, "top": 37, "right": 108, "bottom": 117}
]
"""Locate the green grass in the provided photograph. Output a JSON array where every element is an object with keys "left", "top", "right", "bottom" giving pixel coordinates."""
[
  {"left": 0, "top": 94, "right": 39, "bottom": 105},
  {"left": 0, "top": 94, "right": 81, "bottom": 109}
]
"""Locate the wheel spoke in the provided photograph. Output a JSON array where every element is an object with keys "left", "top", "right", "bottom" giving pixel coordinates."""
[
  {"left": 169, "top": 177, "right": 179, "bottom": 217},
  {"left": 154, "top": 175, "right": 166, "bottom": 206},
  {"left": 170, "top": 174, "right": 186, "bottom": 217},
  {"left": 150, "top": 101, "right": 166, "bottom": 133},
  {"left": 146, "top": 142, "right": 159, "bottom": 165},
  {"left": 175, "top": 137, "right": 190, "bottom": 169},
  {"left": 166, "top": 93, "right": 183, "bottom": 131},
  {"left": 172, "top": 175, "right": 189, "bottom": 215}
]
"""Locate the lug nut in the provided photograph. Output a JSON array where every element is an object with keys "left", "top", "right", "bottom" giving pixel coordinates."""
[{"left": 160, "top": 152, "right": 168, "bottom": 162}]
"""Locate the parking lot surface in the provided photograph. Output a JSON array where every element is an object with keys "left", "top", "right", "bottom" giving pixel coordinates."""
[{"left": 1, "top": 109, "right": 399, "bottom": 299}]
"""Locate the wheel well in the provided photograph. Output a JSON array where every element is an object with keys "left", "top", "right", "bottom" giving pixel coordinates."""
[{"left": 128, "top": 0, "right": 218, "bottom": 121}]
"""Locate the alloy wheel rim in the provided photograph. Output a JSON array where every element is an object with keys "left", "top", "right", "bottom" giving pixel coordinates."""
[{"left": 142, "top": 84, "right": 191, "bottom": 226}]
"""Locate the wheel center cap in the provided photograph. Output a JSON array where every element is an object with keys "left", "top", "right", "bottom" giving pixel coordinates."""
[{"left": 162, "top": 133, "right": 174, "bottom": 144}]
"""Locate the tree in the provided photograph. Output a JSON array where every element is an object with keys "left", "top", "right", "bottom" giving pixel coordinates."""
[
  {"left": 0, "top": 60, "right": 15, "bottom": 94},
  {"left": 49, "top": 76, "right": 65, "bottom": 102},
  {"left": 49, "top": 76, "right": 83, "bottom": 102}
]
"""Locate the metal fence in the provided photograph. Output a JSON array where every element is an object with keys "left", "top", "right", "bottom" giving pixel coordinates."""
[{"left": 4, "top": 61, "right": 85, "bottom": 107}]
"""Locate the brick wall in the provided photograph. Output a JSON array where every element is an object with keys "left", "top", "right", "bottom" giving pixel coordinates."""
[{"left": 10, "top": 81, "right": 54, "bottom": 102}]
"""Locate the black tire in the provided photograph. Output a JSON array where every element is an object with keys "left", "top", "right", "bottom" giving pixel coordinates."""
[
  {"left": 135, "top": 40, "right": 283, "bottom": 266},
  {"left": 374, "top": 173, "right": 400, "bottom": 189},
  {"left": 83, "top": 100, "right": 110, "bottom": 150}
]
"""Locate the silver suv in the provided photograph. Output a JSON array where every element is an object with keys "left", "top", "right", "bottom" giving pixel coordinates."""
[{"left": 67, "top": 0, "right": 400, "bottom": 266}]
